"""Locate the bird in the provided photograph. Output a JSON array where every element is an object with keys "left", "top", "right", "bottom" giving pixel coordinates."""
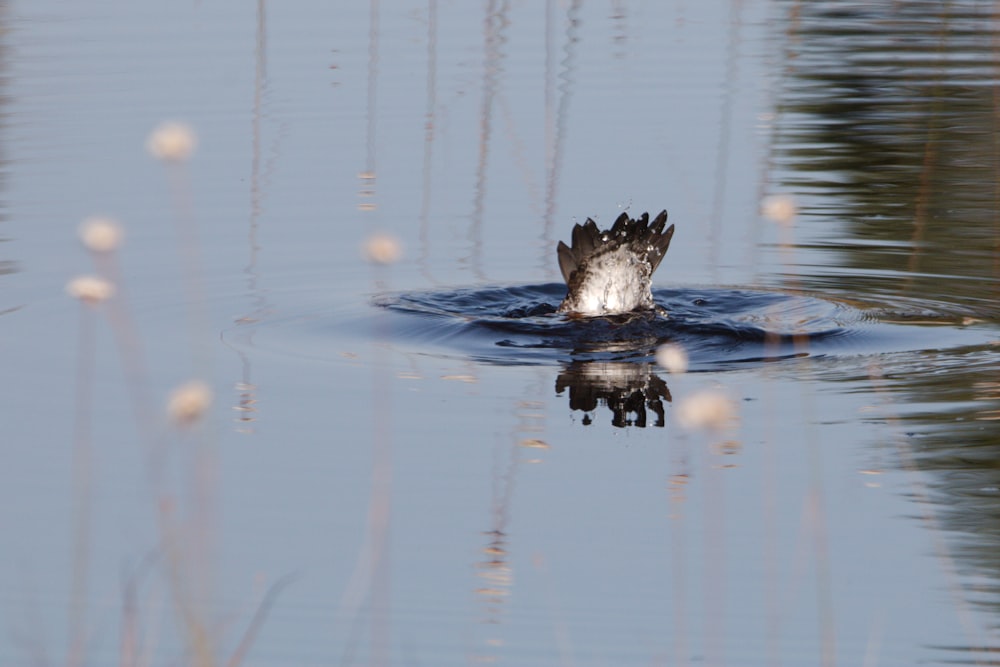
[{"left": 556, "top": 210, "right": 674, "bottom": 316}]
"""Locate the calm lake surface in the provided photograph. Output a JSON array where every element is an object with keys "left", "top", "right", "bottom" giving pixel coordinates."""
[{"left": 3, "top": 1, "right": 1000, "bottom": 666}]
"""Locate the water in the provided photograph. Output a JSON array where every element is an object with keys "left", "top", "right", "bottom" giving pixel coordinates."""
[{"left": 3, "top": 1, "right": 1000, "bottom": 666}]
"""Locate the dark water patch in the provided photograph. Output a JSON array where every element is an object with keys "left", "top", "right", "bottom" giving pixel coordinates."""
[
  {"left": 374, "top": 283, "right": 835, "bottom": 368},
  {"left": 366, "top": 283, "right": 975, "bottom": 370}
]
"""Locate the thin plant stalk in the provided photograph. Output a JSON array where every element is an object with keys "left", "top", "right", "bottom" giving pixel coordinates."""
[{"left": 67, "top": 301, "right": 97, "bottom": 667}]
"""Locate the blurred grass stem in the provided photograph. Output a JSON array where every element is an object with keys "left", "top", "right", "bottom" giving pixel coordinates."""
[{"left": 67, "top": 300, "right": 97, "bottom": 667}]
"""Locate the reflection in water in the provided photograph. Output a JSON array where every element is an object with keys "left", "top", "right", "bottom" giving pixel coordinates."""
[
  {"left": 772, "top": 1, "right": 1000, "bottom": 318},
  {"left": 357, "top": 0, "right": 379, "bottom": 213},
  {"left": 707, "top": 0, "right": 743, "bottom": 282},
  {"left": 541, "top": 0, "right": 581, "bottom": 279},
  {"left": 0, "top": 0, "right": 11, "bottom": 300},
  {"left": 608, "top": 0, "right": 628, "bottom": 61},
  {"left": 464, "top": 0, "right": 583, "bottom": 281},
  {"left": 339, "top": 316, "right": 397, "bottom": 662},
  {"left": 469, "top": 0, "right": 509, "bottom": 281},
  {"left": 472, "top": 440, "right": 518, "bottom": 662},
  {"left": 771, "top": 2, "right": 1000, "bottom": 660},
  {"left": 860, "top": 348, "right": 1000, "bottom": 660},
  {"left": 472, "top": 389, "right": 549, "bottom": 662},
  {"left": 228, "top": 0, "right": 272, "bottom": 435},
  {"left": 556, "top": 361, "right": 670, "bottom": 427},
  {"left": 364, "top": 5, "right": 391, "bottom": 664},
  {"left": 418, "top": 0, "right": 439, "bottom": 285}
]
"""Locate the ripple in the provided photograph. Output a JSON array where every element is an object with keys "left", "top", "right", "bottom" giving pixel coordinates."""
[
  {"left": 370, "top": 283, "right": 866, "bottom": 369},
  {"left": 230, "top": 283, "right": 998, "bottom": 372}
]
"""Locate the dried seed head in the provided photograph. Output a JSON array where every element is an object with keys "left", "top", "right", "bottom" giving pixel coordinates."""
[
  {"left": 655, "top": 343, "right": 688, "bottom": 374},
  {"left": 78, "top": 216, "right": 123, "bottom": 253},
  {"left": 676, "top": 390, "right": 737, "bottom": 431},
  {"left": 147, "top": 121, "right": 197, "bottom": 162},
  {"left": 761, "top": 194, "right": 797, "bottom": 226},
  {"left": 66, "top": 275, "right": 115, "bottom": 305},
  {"left": 167, "top": 380, "right": 213, "bottom": 425},
  {"left": 362, "top": 232, "right": 403, "bottom": 265}
]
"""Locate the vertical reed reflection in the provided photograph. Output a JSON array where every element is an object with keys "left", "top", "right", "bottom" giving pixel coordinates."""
[
  {"left": 228, "top": 0, "right": 271, "bottom": 436},
  {"left": 472, "top": 441, "right": 518, "bottom": 662},
  {"left": 358, "top": 0, "right": 379, "bottom": 213},
  {"left": 364, "top": 5, "right": 391, "bottom": 663},
  {"left": 340, "top": 272, "right": 396, "bottom": 667},
  {"left": 368, "top": 321, "right": 392, "bottom": 667},
  {"left": 469, "top": 0, "right": 510, "bottom": 281},
  {"left": 906, "top": 6, "right": 950, "bottom": 288},
  {"left": 472, "top": 393, "right": 547, "bottom": 662},
  {"left": 541, "top": 0, "right": 581, "bottom": 279},
  {"left": 666, "top": 471, "right": 690, "bottom": 667},
  {"left": 335, "top": 6, "right": 399, "bottom": 663},
  {"left": 609, "top": 0, "right": 628, "bottom": 61},
  {"left": 707, "top": 0, "right": 743, "bottom": 283},
  {"left": 0, "top": 0, "right": 11, "bottom": 295},
  {"left": 750, "top": 4, "right": 797, "bottom": 281},
  {"left": 418, "top": 0, "right": 439, "bottom": 285}
]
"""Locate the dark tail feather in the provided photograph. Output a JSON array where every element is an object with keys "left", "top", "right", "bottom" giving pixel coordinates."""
[
  {"left": 646, "top": 210, "right": 673, "bottom": 274},
  {"left": 573, "top": 218, "right": 599, "bottom": 259},
  {"left": 557, "top": 210, "right": 674, "bottom": 283},
  {"left": 559, "top": 218, "right": 602, "bottom": 282},
  {"left": 556, "top": 241, "right": 575, "bottom": 283},
  {"left": 649, "top": 209, "right": 668, "bottom": 234}
]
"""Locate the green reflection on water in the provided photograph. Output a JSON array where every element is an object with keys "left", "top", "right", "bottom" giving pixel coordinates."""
[
  {"left": 773, "top": 1, "right": 1000, "bottom": 319},
  {"left": 771, "top": 1, "right": 1000, "bottom": 658}
]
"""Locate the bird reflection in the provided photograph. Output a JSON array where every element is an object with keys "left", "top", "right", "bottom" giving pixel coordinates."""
[{"left": 555, "top": 360, "right": 670, "bottom": 427}]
